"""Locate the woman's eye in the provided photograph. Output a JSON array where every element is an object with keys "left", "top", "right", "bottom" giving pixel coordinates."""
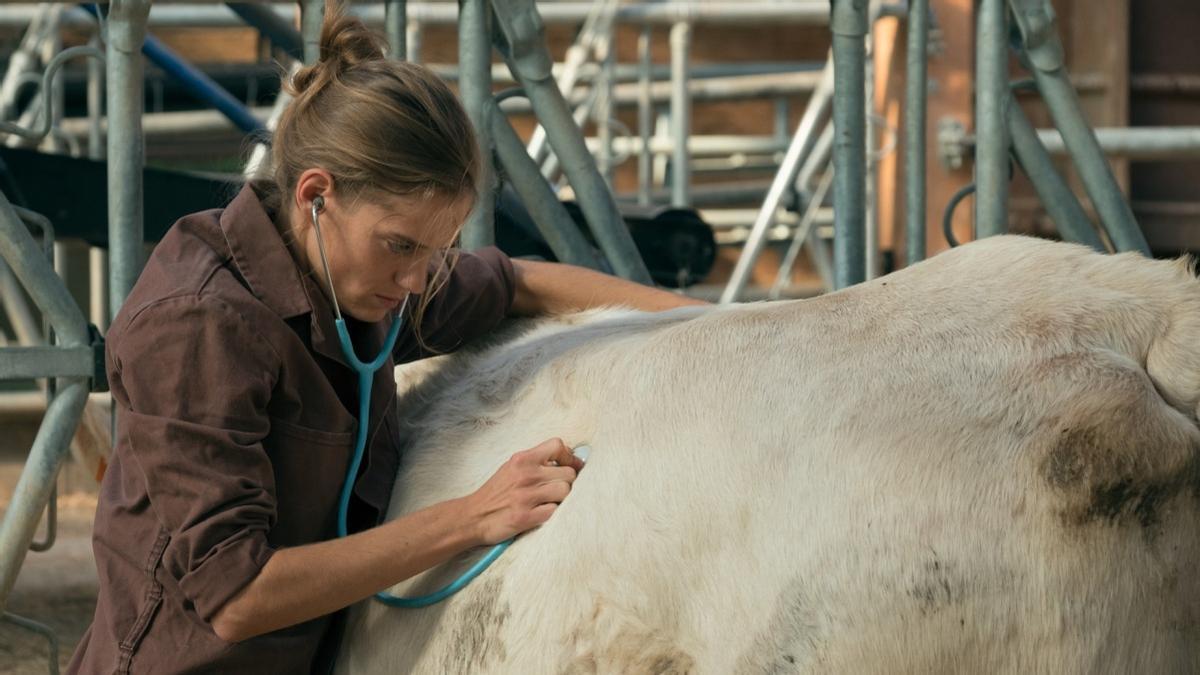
[{"left": 387, "top": 240, "right": 416, "bottom": 255}]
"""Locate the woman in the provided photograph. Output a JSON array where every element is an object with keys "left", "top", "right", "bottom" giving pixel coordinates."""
[{"left": 68, "top": 7, "right": 701, "bottom": 674}]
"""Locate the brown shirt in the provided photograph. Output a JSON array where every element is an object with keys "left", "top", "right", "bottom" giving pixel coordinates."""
[{"left": 67, "top": 185, "right": 515, "bottom": 674}]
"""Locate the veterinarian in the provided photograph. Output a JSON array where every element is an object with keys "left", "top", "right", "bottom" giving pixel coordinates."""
[{"left": 67, "top": 6, "right": 701, "bottom": 673}]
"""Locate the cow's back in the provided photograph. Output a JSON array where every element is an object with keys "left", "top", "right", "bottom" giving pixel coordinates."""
[{"left": 337, "top": 236, "right": 1200, "bottom": 674}]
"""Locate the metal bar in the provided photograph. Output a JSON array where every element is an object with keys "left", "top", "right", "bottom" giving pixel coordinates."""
[
  {"left": 796, "top": 122, "right": 835, "bottom": 192},
  {"left": 1034, "top": 127, "right": 1200, "bottom": 160},
  {"left": 864, "top": 5, "right": 879, "bottom": 280},
  {"left": 225, "top": 3, "right": 304, "bottom": 62},
  {"left": 1009, "top": 0, "right": 1149, "bottom": 255},
  {"left": 87, "top": 35, "right": 104, "bottom": 160},
  {"left": 0, "top": 5, "right": 60, "bottom": 120},
  {"left": 459, "top": 0, "right": 495, "bottom": 250},
  {"left": 14, "top": 3, "right": 835, "bottom": 30},
  {"left": 719, "top": 58, "right": 834, "bottom": 303},
  {"left": 139, "top": 33, "right": 267, "bottom": 136},
  {"left": 0, "top": 347, "right": 94, "bottom": 380},
  {"left": 0, "top": 261, "right": 43, "bottom": 345},
  {"left": 596, "top": 29, "right": 615, "bottom": 186},
  {"left": 831, "top": 0, "right": 868, "bottom": 290},
  {"left": 1007, "top": 101, "right": 1105, "bottom": 251},
  {"left": 974, "top": 0, "right": 1008, "bottom": 239},
  {"left": 1, "top": 612, "right": 60, "bottom": 675},
  {"left": 106, "top": 0, "right": 152, "bottom": 321},
  {"left": 669, "top": 21, "right": 692, "bottom": 207},
  {"left": 0, "top": 379, "right": 88, "bottom": 613},
  {"left": 637, "top": 25, "right": 653, "bottom": 206},
  {"left": 0, "top": 194, "right": 88, "bottom": 348},
  {"left": 489, "top": 103, "right": 602, "bottom": 270},
  {"left": 406, "top": 19, "right": 422, "bottom": 62},
  {"left": 302, "top": 0, "right": 324, "bottom": 64},
  {"left": 0, "top": 46, "right": 104, "bottom": 144},
  {"left": 492, "top": 0, "right": 651, "bottom": 284},
  {"left": 771, "top": 169, "right": 834, "bottom": 299},
  {"left": 386, "top": 0, "right": 408, "bottom": 60},
  {"left": 904, "top": 0, "right": 928, "bottom": 264}
]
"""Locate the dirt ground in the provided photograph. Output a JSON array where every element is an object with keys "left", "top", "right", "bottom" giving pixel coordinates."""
[{"left": 0, "top": 421, "right": 99, "bottom": 675}]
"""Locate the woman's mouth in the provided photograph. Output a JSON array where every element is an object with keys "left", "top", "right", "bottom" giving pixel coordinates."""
[{"left": 375, "top": 294, "right": 403, "bottom": 309}]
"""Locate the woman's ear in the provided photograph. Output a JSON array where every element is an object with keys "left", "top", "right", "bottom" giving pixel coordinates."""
[{"left": 294, "top": 168, "right": 335, "bottom": 224}]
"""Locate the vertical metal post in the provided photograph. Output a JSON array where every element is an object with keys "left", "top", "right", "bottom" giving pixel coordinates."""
[
  {"left": 302, "top": 0, "right": 324, "bottom": 64},
  {"left": 830, "top": 0, "right": 868, "bottom": 289},
  {"left": 106, "top": 0, "right": 151, "bottom": 321},
  {"left": 386, "top": 0, "right": 407, "bottom": 61},
  {"left": 459, "top": 0, "right": 495, "bottom": 250},
  {"left": 596, "top": 29, "right": 615, "bottom": 186},
  {"left": 904, "top": 0, "right": 928, "bottom": 264},
  {"left": 669, "top": 21, "right": 691, "bottom": 208},
  {"left": 863, "top": 4, "right": 879, "bottom": 280},
  {"left": 637, "top": 25, "right": 653, "bottom": 206},
  {"left": 406, "top": 20, "right": 422, "bottom": 62},
  {"left": 87, "top": 35, "right": 104, "bottom": 160},
  {"left": 974, "top": 0, "right": 1009, "bottom": 238},
  {"left": 1008, "top": 0, "right": 1149, "bottom": 255},
  {"left": 45, "top": 15, "right": 65, "bottom": 154}
]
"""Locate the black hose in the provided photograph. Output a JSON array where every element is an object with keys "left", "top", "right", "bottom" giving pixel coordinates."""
[{"left": 942, "top": 182, "right": 976, "bottom": 248}]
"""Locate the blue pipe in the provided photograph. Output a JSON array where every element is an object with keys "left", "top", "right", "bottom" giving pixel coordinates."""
[{"left": 83, "top": 4, "right": 267, "bottom": 137}]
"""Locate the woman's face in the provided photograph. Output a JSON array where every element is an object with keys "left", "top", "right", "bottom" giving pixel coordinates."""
[{"left": 294, "top": 183, "right": 470, "bottom": 323}]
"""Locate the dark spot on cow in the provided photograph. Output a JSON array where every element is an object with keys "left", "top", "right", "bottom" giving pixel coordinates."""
[
  {"left": 909, "top": 555, "right": 958, "bottom": 615},
  {"left": 440, "top": 577, "right": 509, "bottom": 672},
  {"left": 1042, "top": 428, "right": 1093, "bottom": 488},
  {"left": 647, "top": 654, "right": 690, "bottom": 674},
  {"left": 733, "top": 579, "right": 817, "bottom": 673}
]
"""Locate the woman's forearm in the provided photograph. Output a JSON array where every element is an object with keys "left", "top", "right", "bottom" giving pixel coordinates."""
[
  {"left": 509, "top": 258, "right": 707, "bottom": 316},
  {"left": 211, "top": 497, "right": 478, "bottom": 643}
]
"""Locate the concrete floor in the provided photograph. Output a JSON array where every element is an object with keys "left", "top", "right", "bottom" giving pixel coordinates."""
[{"left": 1, "top": 419, "right": 99, "bottom": 675}]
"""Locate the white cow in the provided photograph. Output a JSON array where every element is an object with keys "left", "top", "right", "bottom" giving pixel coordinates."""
[{"left": 336, "top": 235, "right": 1200, "bottom": 674}]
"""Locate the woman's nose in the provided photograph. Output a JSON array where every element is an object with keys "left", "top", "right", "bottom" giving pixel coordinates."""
[{"left": 396, "top": 260, "right": 427, "bottom": 296}]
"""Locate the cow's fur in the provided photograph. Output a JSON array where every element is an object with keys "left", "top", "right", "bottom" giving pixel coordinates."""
[{"left": 337, "top": 235, "right": 1200, "bottom": 674}]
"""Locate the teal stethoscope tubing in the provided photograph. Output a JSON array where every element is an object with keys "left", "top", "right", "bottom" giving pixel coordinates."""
[{"left": 310, "top": 197, "right": 512, "bottom": 609}]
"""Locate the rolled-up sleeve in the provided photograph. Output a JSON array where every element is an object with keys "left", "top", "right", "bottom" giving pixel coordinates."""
[
  {"left": 111, "top": 294, "right": 280, "bottom": 626},
  {"left": 393, "top": 245, "right": 516, "bottom": 362}
]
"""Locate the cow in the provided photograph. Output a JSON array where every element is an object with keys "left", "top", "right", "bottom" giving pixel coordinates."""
[{"left": 335, "top": 235, "right": 1200, "bottom": 674}]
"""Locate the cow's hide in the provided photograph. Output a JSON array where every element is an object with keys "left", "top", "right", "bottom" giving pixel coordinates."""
[{"left": 337, "top": 235, "right": 1200, "bottom": 674}]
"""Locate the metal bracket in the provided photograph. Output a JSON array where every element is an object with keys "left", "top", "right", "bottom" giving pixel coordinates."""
[
  {"left": 89, "top": 324, "right": 107, "bottom": 393},
  {"left": 937, "top": 116, "right": 969, "bottom": 170},
  {"left": 1008, "top": 0, "right": 1063, "bottom": 71}
]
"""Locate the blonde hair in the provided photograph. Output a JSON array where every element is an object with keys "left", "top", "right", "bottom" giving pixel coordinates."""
[{"left": 257, "top": 1, "right": 480, "bottom": 349}]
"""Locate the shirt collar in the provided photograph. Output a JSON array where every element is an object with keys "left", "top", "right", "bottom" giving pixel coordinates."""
[{"left": 219, "top": 183, "right": 376, "bottom": 370}]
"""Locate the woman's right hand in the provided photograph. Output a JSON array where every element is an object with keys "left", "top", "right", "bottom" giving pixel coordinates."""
[{"left": 462, "top": 438, "right": 586, "bottom": 545}]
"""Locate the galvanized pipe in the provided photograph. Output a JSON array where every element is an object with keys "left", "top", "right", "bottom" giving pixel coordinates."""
[
  {"left": 386, "top": 0, "right": 407, "bottom": 60},
  {"left": 637, "top": 25, "right": 653, "bottom": 206},
  {"left": 831, "top": 0, "right": 868, "bottom": 289},
  {"left": 719, "top": 58, "right": 834, "bottom": 304},
  {"left": 1035, "top": 127, "right": 1200, "bottom": 161},
  {"left": 106, "top": 0, "right": 151, "bottom": 321},
  {"left": 493, "top": 0, "right": 651, "bottom": 283},
  {"left": 0, "top": 4, "right": 60, "bottom": 120},
  {"left": 669, "top": 21, "right": 692, "bottom": 207},
  {"left": 406, "top": 19, "right": 422, "bottom": 62},
  {"left": 596, "top": 32, "right": 616, "bottom": 186},
  {"left": 1009, "top": 0, "right": 1149, "bottom": 255},
  {"left": 87, "top": 35, "right": 104, "bottom": 160},
  {"left": 904, "top": 0, "right": 928, "bottom": 264},
  {"left": 11, "top": 3, "right": 834, "bottom": 30},
  {"left": 796, "top": 122, "right": 835, "bottom": 192},
  {"left": 459, "top": 0, "right": 495, "bottom": 250},
  {"left": 1008, "top": 101, "right": 1105, "bottom": 252},
  {"left": 771, "top": 169, "right": 834, "bottom": 299},
  {"left": 488, "top": 103, "right": 602, "bottom": 270},
  {"left": 974, "top": 0, "right": 1009, "bottom": 239},
  {"left": 302, "top": 0, "right": 324, "bottom": 64},
  {"left": 0, "top": 379, "right": 87, "bottom": 612},
  {"left": 225, "top": 3, "right": 305, "bottom": 62}
]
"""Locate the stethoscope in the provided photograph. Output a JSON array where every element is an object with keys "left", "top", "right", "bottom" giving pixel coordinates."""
[{"left": 310, "top": 196, "right": 512, "bottom": 608}]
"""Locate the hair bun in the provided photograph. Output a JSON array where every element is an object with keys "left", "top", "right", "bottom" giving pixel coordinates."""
[{"left": 286, "top": 2, "right": 385, "bottom": 97}]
